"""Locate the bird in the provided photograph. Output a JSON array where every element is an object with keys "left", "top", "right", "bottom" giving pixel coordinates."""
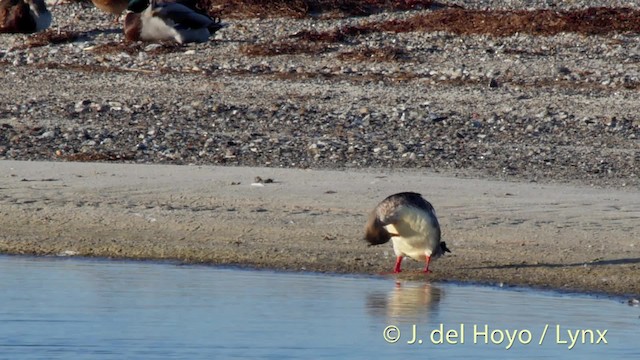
[
  {"left": 367, "top": 282, "right": 443, "bottom": 322},
  {"left": 0, "top": 0, "right": 51, "bottom": 34},
  {"left": 90, "top": 0, "right": 129, "bottom": 23},
  {"left": 365, "top": 192, "right": 450, "bottom": 274},
  {"left": 123, "top": 0, "right": 226, "bottom": 44}
]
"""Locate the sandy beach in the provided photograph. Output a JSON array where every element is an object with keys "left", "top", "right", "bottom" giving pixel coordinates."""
[{"left": 0, "top": 160, "right": 638, "bottom": 296}]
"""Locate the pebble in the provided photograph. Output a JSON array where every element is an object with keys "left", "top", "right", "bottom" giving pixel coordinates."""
[{"left": 0, "top": 2, "right": 637, "bottom": 188}]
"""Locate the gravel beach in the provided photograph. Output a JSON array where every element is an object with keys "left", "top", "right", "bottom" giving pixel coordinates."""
[{"left": 1, "top": 1, "right": 639, "bottom": 295}]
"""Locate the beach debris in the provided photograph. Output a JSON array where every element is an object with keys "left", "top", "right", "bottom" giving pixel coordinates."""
[
  {"left": 254, "top": 176, "right": 274, "bottom": 184},
  {"left": 57, "top": 250, "right": 78, "bottom": 256},
  {"left": 252, "top": 176, "right": 274, "bottom": 186},
  {"left": 20, "top": 178, "right": 60, "bottom": 182},
  {"left": 132, "top": 213, "right": 157, "bottom": 222}
]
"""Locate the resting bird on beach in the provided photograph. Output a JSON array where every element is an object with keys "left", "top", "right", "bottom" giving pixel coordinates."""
[
  {"left": 91, "top": 0, "right": 129, "bottom": 23},
  {"left": 365, "top": 192, "right": 450, "bottom": 273},
  {"left": 124, "top": 0, "right": 225, "bottom": 44},
  {"left": 0, "top": 0, "right": 51, "bottom": 33}
]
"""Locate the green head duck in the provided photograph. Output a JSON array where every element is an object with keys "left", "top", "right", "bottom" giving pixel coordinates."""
[{"left": 127, "top": 0, "right": 149, "bottom": 13}]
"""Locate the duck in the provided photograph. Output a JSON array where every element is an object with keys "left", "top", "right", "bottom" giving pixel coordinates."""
[
  {"left": 0, "top": 0, "right": 51, "bottom": 33},
  {"left": 90, "top": 0, "right": 129, "bottom": 23},
  {"left": 365, "top": 192, "right": 450, "bottom": 273},
  {"left": 123, "top": 0, "right": 225, "bottom": 44}
]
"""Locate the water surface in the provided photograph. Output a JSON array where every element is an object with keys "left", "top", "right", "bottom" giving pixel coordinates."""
[{"left": 0, "top": 255, "right": 638, "bottom": 359}]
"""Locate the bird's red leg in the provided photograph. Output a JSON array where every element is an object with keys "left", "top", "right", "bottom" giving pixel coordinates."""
[
  {"left": 393, "top": 256, "right": 403, "bottom": 273},
  {"left": 423, "top": 255, "right": 432, "bottom": 274}
]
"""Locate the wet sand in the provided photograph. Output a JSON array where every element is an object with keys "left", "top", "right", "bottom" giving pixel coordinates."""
[{"left": 0, "top": 160, "right": 638, "bottom": 296}]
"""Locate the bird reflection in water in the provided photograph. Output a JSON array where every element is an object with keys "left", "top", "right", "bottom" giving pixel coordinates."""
[{"left": 366, "top": 281, "right": 443, "bottom": 323}]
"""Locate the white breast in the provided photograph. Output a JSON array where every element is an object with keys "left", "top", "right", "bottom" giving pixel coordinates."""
[
  {"left": 140, "top": 9, "right": 180, "bottom": 42},
  {"left": 384, "top": 206, "right": 440, "bottom": 260}
]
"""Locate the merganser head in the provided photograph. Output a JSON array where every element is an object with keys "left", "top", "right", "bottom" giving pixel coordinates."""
[{"left": 127, "top": 0, "right": 149, "bottom": 13}]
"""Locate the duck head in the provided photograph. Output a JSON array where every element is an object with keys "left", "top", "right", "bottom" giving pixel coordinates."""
[
  {"left": 364, "top": 212, "right": 392, "bottom": 246},
  {"left": 127, "top": 0, "right": 150, "bottom": 13}
]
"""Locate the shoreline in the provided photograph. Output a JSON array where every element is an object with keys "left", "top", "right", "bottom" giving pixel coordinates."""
[
  {"left": 0, "top": 253, "right": 635, "bottom": 303},
  {"left": 1, "top": 160, "right": 638, "bottom": 297}
]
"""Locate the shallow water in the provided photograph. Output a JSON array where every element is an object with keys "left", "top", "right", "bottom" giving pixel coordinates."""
[{"left": 0, "top": 255, "right": 638, "bottom": 359}]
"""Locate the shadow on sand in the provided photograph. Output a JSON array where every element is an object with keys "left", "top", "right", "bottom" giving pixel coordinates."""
[{"left": 466, "top": 257, "right": 640, "bottom": 270}]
